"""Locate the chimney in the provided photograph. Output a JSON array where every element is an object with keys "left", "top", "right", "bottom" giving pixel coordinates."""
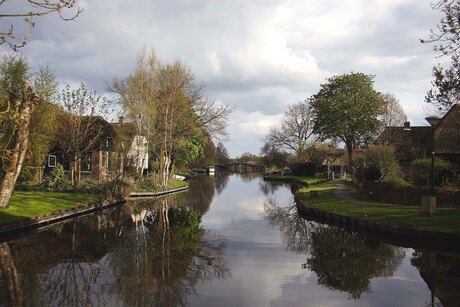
[
  {"left": 119, "top": 116, "right": 124, "bottom": 127},
  {"left": 403, "top": 121, "right": 411, "bottom": 131}
]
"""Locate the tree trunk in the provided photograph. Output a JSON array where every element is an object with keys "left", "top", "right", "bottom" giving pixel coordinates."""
[
  {"left": 0, "top": 83, "right": 39, "bottom": 208},
  {"left": 345, "top": 140, "right": 355, "bottom": 174},
  {"left": 0, "top": 243, "right": 23, "bottom": 307}
]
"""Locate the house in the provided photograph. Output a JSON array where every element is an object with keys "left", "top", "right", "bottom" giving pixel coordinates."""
[
  {"left": 45, "top": 116, "right": 149, "bottom": 181},
  {"left": 374, "top": 103, "right": 460, "bottom": 175}
]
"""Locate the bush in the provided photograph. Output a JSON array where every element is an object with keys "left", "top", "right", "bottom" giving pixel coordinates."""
[
  {"left": 291, "top": 161, "right": 317, "bottom": 177},
  {"left": 106, "top": 177, "right": 134, "bottom": 198},
  {"left": 364, "top": 165, "right": 381, "bottom": 182},
  {"left": 410, "top": 158, "right": 456, "bottom": 186},
  {"left": 75, "top": 179, "right": 106, "bottom": 195},
  {"left": 364, "top": 145, "right": 401, "bottom": 182},
  {"left": 43, "top": 164, "right": 71, "bottom": 191},
  {"left": 384, "top": 177, "right": 409, "bottom": 186}
]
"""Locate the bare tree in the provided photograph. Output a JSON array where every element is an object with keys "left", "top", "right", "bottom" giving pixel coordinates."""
[
  {"left": 109, "top": 48, "right": 232, "bottom": 186},
  {"left": 375, "top": 92, "right": 408, "bottom": 144},
  {"left": 0, "top": 0, "right": 82, "bottom": 50},
  {"left": 264, "top": 101, "right": 316, "bottom": 159},
  {"left": 58, "top": 83, "right": 110, "bottom": 185},
  {"left": 215, "top": 142, "right": 230, "bottom": 164}
]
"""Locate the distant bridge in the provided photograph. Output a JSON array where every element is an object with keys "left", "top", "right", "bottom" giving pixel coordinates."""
[{"left": 223, "top": 162, "right": 266, "bottom": 173}]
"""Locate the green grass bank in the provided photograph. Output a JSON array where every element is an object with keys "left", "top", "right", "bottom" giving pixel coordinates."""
[
  {"left": 0, "top": 191, "right": 102, "bottom": 224},
  {"left": 263, "top": 174, "right": 328, "bottom": 186},
  {"left": 296, "top": 181, "right": 460, "bottom": 236}
]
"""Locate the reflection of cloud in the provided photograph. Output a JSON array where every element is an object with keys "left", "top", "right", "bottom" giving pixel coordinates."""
[{"left": 201, "top": 175, "right": 293, "bottom": 229}]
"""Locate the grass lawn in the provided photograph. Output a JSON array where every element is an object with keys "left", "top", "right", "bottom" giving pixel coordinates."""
[
  {"left": 264, "top": 174, "right": 324, "bottom": 185},
  {"left": 133, "top": 179, "right": 188, "bottom": 192},
  {"left": 297, "top": 182, "right": 460, "bottom": 235},
  {"left": 0, "top": 191, "right": 102, "bottom": 224}
]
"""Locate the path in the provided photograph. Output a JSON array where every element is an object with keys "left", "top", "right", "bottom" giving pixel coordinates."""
[{"left": 332, "top": 179, "right": 362, "bottom": 203}]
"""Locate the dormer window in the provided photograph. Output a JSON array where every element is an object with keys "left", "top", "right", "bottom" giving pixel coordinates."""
[{"left": 48, "top": 155, "right": 57, "bottom": 167}]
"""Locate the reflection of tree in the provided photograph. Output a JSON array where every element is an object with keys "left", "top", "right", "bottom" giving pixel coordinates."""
[
  {"left": 307, "top": 225, "right": 405, "bottom": 299},
  {"left": 109, "top": 199, "right": 229, "bottom": 306},
  {"left": 235, "top": 172, "right": 261, "bottom": 182},
  {"left": 0, "top": 243, "right": 23, "bottom": 307},
  {"left": 176, "top": 176, "right": 215, "bottom": 214},
  {"left": 411, "top": 250, "right": 460, "bottom": 307},
  {"left": 259, "top": 181, "right": 285, "bottom": 196},
  {"left": 264, "top": 197, "right": 312, "bottom": 253},
  {"left": 214, "top": 171, "right": 230, "bottom": 195},
  {"left": 4, "top": 207, "right": 127, "bottom": 306},
  {"left": 265, "top": 196, "right": 406, "bottom": 300}
]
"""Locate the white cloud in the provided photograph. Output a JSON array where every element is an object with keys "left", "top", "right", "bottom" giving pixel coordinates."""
[{"left": 0, "top": 0, "right": 444, "bottom": 156}]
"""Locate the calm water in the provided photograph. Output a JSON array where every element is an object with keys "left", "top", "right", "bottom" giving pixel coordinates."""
[{"left": 0, "top": 173, "right": 459, "bottom": 306}]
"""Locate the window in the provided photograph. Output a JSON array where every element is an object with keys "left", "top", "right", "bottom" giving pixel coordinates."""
[
  {"left": 102, "top": 151, "right": 108, "bottom": 168},
  {"left": 80, "top": 154, "right": 92, "bottom": 172},
  {"left": 48, "top": 155, "right": 57, "bottom": 167}
]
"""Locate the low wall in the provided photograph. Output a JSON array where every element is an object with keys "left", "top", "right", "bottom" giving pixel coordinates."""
[{"left": 358, "top": 181, "right": 460, "bottom": 208}]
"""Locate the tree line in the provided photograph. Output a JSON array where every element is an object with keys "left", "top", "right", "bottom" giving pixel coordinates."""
[
  {"left": 0, "top": 50, "right": 232, "bottom": 208},
  {"left": 262, "top": 72, "right": 407, "bottom": 177}
]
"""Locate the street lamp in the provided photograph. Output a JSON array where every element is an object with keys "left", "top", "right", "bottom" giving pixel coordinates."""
[
  {"left": 422, "top": 115, "right": 440, "bottom": 216},
  {"left": 425, "top": 116, "right": 441, "bottom": 195}
]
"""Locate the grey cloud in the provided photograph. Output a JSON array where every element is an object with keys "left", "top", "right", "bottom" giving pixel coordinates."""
[{"left": 0, "top": 0, "right": 446, "bottom": 156}]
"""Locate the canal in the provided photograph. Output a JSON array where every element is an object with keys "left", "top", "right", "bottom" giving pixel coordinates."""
[{"left": 0, "top": 173, "right": 459, "bottom": 306}]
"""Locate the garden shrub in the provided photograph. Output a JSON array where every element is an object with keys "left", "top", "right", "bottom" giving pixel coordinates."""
[
  {"left": 291, "top": 161, "right": 317, "bottom": 177},
  {"left": 76, "top": 179, "right": 106, "bottom": 195},
  {"left": 410, "top": 158, "right": 456, "bottom": 186},
  {"left": 108, "top": 177, "right": 134, "bottom": 198},
  {"left": 364, "top": 145, "right": 401, "bottom": 182},
  {"left": 43, "top": 164, "right": 71, "bottom": 191},
  {"left": 364, "top": 165, "right": 381, "bottom": 182}
]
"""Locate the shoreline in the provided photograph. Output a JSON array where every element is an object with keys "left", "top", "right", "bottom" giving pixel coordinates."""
[
  {"left": 0, "top": 184, "right": 189, "bottom": 238},
  {"left": 265, "top": 176, "right": 460, "bottom": 252},
  {"left": 295, "top": 194, "right": 460, "bottom": 253}
]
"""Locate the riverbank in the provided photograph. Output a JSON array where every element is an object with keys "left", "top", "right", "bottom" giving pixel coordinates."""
[
  {"left": 263, "top": 174, "right": 329, "bottom": 186},
  {"left": 294, "top": 181, "right": 460, "bottom": 238},
  {"left": 0, "top": 181, "right": 189, "bottom": 237}
]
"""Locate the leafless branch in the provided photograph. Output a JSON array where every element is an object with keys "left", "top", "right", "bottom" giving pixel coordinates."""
[{"left": 0, "top": 0, "right": 82, "bottom": 50}]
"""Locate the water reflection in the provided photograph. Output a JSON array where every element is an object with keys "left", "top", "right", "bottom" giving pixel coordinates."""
[
  {"left": 307, "top": 226, "right": 405, "bottom": 300},
  {"left": 176, "top": 176, "right": 215, "bottom": 214},
  {"left": 110, "top": 198, "right": 230, "bottom": 306},
  {"left": 412, "top": 250, "right": 460, "bottom": 307},
  {"left": 265, "top": 197, "right": 425, "bottom": 301},
  {"left": 1, "top": 174, "right": 460, "bottom": 306},
  {"left": 0, "top": 195, "right": 229, "bottom": 306},
  {"left": 214, "top": 171, "right": 230, "bottom": 195},
  {"left": 0, "top": 243, "right": 22, "bottom": 307}
]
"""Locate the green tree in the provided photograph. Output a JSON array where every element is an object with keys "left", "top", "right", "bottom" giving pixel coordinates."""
[
  {"left": 0, "top": 54, "right": 41, "bottom": 208},
  {"left": 19, "top": 64, "right": 60, "bottom": 183},
  {"left": 311, "top": 72, "right": 381, "bottom": 172}
]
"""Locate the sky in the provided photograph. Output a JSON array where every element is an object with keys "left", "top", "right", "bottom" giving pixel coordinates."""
[{"left": 0, "top": 0, "right": 446, "bottom": 157}]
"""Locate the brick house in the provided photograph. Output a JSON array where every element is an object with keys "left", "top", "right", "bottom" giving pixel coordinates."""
[
  {"left": 45, "top": 116, "right": 148, "bottom": 181},
  {"left": 374, "top": 104, "right": 460, "bottom": 176}
]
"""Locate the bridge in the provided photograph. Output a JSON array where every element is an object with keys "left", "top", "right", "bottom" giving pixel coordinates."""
[{"left": 223, "top": 162, "right": 266, "bottom": 173}]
